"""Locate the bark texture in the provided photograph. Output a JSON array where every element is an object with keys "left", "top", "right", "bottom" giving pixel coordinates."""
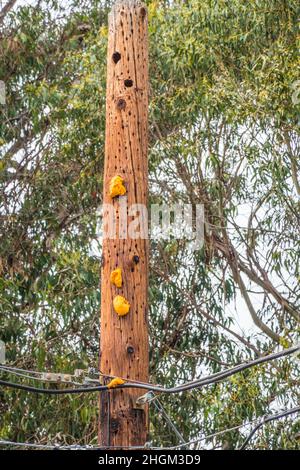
[{"left": 99, "top": 0, "right": 149, "bottom": 448}]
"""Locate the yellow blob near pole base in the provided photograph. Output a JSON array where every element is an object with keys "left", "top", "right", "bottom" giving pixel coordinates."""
[
  {"left": 113, "top": 295, "right": 130, "bottom": 316},
  {"left": 109, "top": 175, "right": 126, "bottom": 198}
]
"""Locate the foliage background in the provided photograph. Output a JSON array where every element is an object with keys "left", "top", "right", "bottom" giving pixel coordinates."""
[{"left": 0, "top": 0, "right": 299, "bottom": 449}]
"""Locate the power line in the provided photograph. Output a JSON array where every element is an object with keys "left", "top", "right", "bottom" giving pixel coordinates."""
[
  {"left": 1, "top": 406, "right": 299, "bottom": 450},
  {"left": 239, "top": 405, "right": 300, "bottom": 450},
  {"left": 0, "top": 368, "right": 63, "bottom": 383},
  {"left": 0, "top": 440, "right": 69, "bottom": 450},
  {"left": 150, "top": 393, "right": 187, "bottom": 446},
  {"left": 0, "top": 379, "right": 104, "bottom": 394},
  {"left": 0, "top": 366, "right": 82, "bottom": 386},
  {"left": 165, "top": 418, "right": 262, "bottom": 450},
  {"left": 160, "top": 406, "right": 300, "bottom": 450},
  {"left": 0, "top": 345, "right": 298, "bottom": 395},
  {"left": 0, "top": 364, "right": 43, "bottom": 375},
  {"left": 0, "top": 440, "right": 147, "bottom": 450}
]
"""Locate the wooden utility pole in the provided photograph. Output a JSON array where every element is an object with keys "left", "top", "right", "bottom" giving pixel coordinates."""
[{"left": 99, "top": 0, "right": 149, "bottom": 448}]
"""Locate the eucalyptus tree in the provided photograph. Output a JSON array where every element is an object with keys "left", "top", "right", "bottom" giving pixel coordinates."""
[{"left": 0, "top": 0, "right": 299, "bottom": 449}]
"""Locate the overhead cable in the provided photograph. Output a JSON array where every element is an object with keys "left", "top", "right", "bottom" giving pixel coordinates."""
[
  {"left": 238, "top": 405, "right": 300, "bottom": 450},
  {"left": 0, "top": 345, "right": 298, "bottom": 395},
  {"left": 1, "top": 406, "right": 299, "bottom": 451}
]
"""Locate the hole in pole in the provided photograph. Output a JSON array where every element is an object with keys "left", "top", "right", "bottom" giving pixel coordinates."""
[
  {"left": 140, "top": 7, "right": 146, "bottom": 18},
  {"left": 117, "top": 98, "right": 126, "bottom": 110},
  {"left": 124, "top": 79, "right": 133, "bottom": 88},
  {"left": 112, "top": 51, "right": 121, "bottom": 63},
  {"left": 127, "top": 346, "right": 134, "bottom": 354}
]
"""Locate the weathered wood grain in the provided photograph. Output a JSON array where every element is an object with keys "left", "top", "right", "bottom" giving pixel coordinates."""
[{"left": 99, "top": 0, "right": 149, "bottom": 448}]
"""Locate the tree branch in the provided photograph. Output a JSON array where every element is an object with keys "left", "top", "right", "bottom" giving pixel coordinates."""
[{"left": 0, "top": 0, "right": 17, "bottom": 26}]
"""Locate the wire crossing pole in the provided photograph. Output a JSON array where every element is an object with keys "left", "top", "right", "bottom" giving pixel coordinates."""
[{"left": 99, "top": 1, "right": 149, "bottom": 448}]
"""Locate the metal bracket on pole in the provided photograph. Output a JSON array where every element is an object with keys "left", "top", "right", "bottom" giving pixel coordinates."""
[
  {"left": 40, "top": 372, "right": 73, "bottom": 383},
  {"left": 136, "top": 390, "right": 157, "bottom": 406}
]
